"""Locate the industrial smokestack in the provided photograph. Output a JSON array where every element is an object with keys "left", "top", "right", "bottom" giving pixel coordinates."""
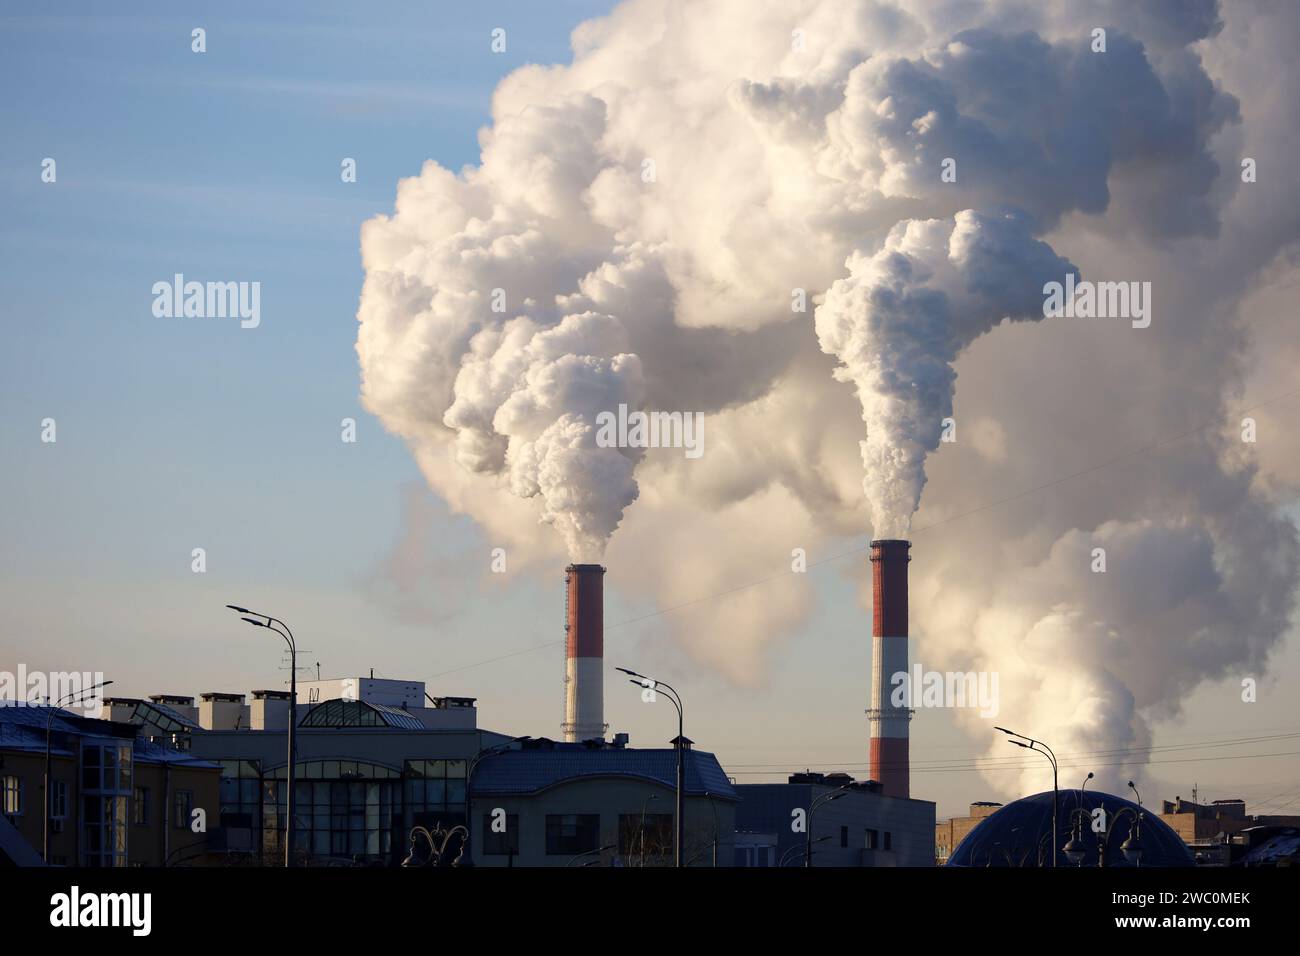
[
  {"left": 868, "top": 540, "right": 911, "bottom": 798},
  {"left": 563, "top": 564, "right": 606, "bottom": 743}
]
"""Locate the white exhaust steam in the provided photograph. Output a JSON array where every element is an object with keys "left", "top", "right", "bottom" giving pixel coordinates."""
[{"left": 356, "top": 0, "right": 1300, "bottom": 801}]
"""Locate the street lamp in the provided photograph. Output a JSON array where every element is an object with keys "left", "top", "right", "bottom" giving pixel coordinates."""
[
  {"left": 226, "top": 604, "right": 297, "bottom": 867},
  {"left": 996, "top": 726, "right": 1059, "bottom": 868},
  {"left": 1123, "top": 781, "right": 1145, "bottom": 866},
  {"left": 806, "top": 783, "right": 851, "bottom": 868},
  {"left": 617, "top": 666, "right": 685, "bottom": 868},
  {"left": 43, "top": 680, "right": 113, "bottom": 863},
  {"left": 1063, "top": 772, "right": 1095, "bottom": 866}
]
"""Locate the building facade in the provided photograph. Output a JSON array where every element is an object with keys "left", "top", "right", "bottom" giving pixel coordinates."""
[
  {"left": 107, "top": 681, "right": 512, "bottom": 866},
  {"left": 469, "top": 737, "right": 738, "bottom": 867},
  {"left": 0, "top": 703, "right": 219, "bottom": 866},
  {"left": 735, "top": 772, "right": 935, "bottom": 867},
  {"left": 935, "top": 801, "right": 1004, "bottom": 865}
]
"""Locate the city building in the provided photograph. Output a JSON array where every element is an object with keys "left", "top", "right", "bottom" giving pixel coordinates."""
[
  {"left": 102, "top": 678, "right": 512, "bottom": 866},
  {"left": 0, "top": 702, "right": 219, "bottom": 866},
  {"left": 1158, "top": 794, "right": 1300, "bottom": 845},
  {"left": 936, "top": 801, "right": 1003, "bottom": 865},
  {"left": 734, "top": 772, "right": 935, "bottom": 866},
  {"left": 469, "top": 735, "right": 737, "bottom": 866}
]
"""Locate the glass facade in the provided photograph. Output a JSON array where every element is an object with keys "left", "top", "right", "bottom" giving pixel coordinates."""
[
  {"left": 81, "top": 740, "right": 132, "bottom": 867},
  {"left": 265, "top": 760, "right": 404, "bottom": 863}
]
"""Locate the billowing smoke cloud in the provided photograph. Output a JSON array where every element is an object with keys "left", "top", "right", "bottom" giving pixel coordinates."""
[
  {"left": 815, "top": 210, "right": 1076, "bottom": 538},
  {"left": 357, "top": 0, "right": 1300, "bottom": 800}
]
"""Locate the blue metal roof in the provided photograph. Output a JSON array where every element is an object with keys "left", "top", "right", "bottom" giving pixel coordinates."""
[
  {"left": 471, "top": 747, "right": 738, "bottom": 800},
  {"left": 947, "top": 789, "right": 1194, "bottom": 867}
]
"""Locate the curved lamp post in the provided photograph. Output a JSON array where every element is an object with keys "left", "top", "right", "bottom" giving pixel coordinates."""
[
  {"left": 995, "top": 726, "right": 1059, "bottom": 868},
  {"left": 43, "top": 680, "right": 113, "bottom": 863},
  {"left": 1063, "top": 772, "right": 1095, "bottom": 866},
  {"left": 806, "top": 784, "right": 851, "bottom": 868},
  {"left": 617, "top": 667, "right": 685, "bottom": 868},
  {"left": 226, "top": 604, "right": 297, "bottom": 867}
]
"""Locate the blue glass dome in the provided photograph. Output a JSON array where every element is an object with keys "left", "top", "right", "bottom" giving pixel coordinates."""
[{"left": 946, "top": 790, "right": 1194, "bottom": 867}]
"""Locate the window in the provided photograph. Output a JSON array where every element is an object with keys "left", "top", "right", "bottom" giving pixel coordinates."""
[
  {"left": 133, "top": 787, "right": 150, "bottom": 825},
  {"left": 840, "top": 825, "right": 849, "bottom": 848},
  {"left": 218, "top": 761, "right": 259, "bottom": 830},
  {"left": 866, "top": 828, "right": 879, "bottom": 850},
  {"left": 618, "top": 813, "right": 673, "bottom": 857},
  {"left": 481, "top": 812, "right": 519, "bottom": 856},
  {"left": 2, "top": 775, "right": 22, "bottom": 816},
  {"left": 80, "top": 741, "right": 131, "bottom": 866},
  {"left": 734, "top": 843, "right": 774, "bottom": 867},
  {"left": 263, "top": 762, "right": 402, "bottom": 863},
  {"left": 404, "top": 759, "right": 466, "bottom": 824},
  {"left": 51, "top": 779, "right": 68, "bottom": 821},
  {"left": 174, "top": 789, "right": 194, "bottom": 830},
  {"left": 884, "top": 831, "right": 893, "bottom": 851},
  {"left": 545, "top": 814, "right": 600, "bottom": 856}
]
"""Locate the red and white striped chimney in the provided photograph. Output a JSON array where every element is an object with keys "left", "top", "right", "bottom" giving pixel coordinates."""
[
  {"left": 563, "top": 563, "right": 606, "bottom": 743},
  {"left": 868, "top": 539, "right": 911, "bottom": 798}
]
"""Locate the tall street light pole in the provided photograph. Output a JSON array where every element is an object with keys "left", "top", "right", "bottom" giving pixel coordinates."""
[
  {"left": 806, "top": 784, "right": 850, "bottom": 867},
  {"left": 227, "top": 605, "right": 297, "bottom": 867},
  {"left": 996, "top": 726, "right": 1059, "bottom": 868},
  {"left": 43, "top": 680, "right": 113, "bottom": 863},
  {"left": 617, "top": 667, "right": 684, "bottom": 868}
]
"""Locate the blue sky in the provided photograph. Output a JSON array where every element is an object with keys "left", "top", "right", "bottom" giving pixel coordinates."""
[{"left": 4, "top": 1, "right": 1299, "bottom": 822}]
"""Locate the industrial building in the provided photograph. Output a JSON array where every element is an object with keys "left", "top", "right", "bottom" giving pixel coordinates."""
[
  {"left": 469, "top": 736, "right": 737, "bottom": 866},
  {"left": 0, "top": 702, "right": 219, "bottom": 867},
  {"left": 734, "top": 772, "right": 935, "bottom": 867}
]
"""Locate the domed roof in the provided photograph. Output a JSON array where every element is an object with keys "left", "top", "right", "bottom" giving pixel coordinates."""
[{"left": 946, "top": 790, "right": 1194, "bottom": 867}]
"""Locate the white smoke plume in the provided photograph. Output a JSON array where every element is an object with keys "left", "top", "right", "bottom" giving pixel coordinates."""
[
  {"left": 357, "top": 0, "right": 1300, "bottom": 800},
  {"left": 815, "top": 210, "right": 1077, "bottom": 538}
]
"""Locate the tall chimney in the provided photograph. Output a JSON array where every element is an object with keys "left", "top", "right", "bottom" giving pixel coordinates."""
[
  {"left": 868, "top": 539, "right": 911, "bottom": 798},
  {"left": 563, "top": 563, "right": 606, "bottom": 743}
]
